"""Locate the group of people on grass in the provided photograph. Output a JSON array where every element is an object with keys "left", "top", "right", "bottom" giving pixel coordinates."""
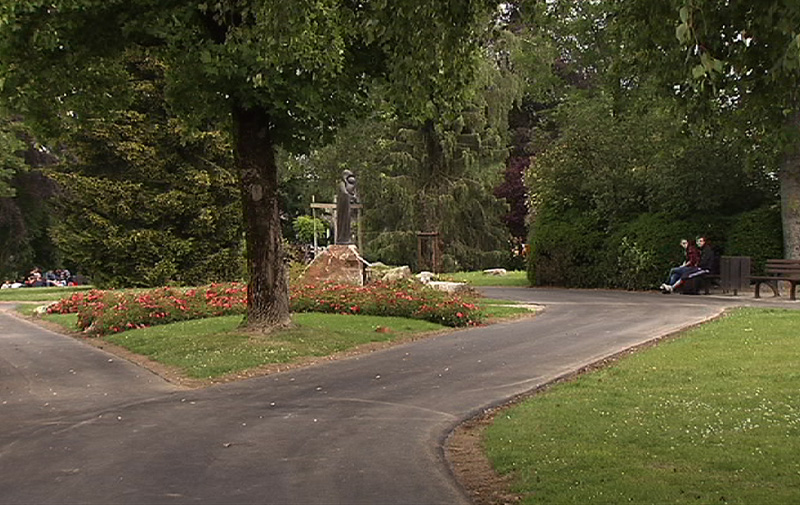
[
  {"left": 1, "top": 267, "right": 76, "bottom": 289},
  {"left": 660, "top": 236, "right": 715, "bottom": 294}
]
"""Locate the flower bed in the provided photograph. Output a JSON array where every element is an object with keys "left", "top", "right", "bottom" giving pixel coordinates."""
[
  {"left": 47, "top": 280, "right": 482, "bottom": 335},
  {"left": 291, "top": 280, "right": 481, "bottom": 327}
]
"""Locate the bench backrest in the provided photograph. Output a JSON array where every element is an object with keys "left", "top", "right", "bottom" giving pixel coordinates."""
[{"left": 765, "top": 259, "right": 800, "bottom": 277}]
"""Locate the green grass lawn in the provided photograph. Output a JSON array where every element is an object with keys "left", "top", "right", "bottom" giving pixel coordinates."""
[
  {"left": 26, "top": 311, "right": 443, "bottom": 379},
  {"left": 0, "top": 285, "right": 94, "bottom": 302},
  {"left": 439, "top": 270, "right": 529, "bottom": 287},
  {"left": 107, "top": 313, "right": 447, "bottom": 378},
  {"left": 484, "top": 307, "right": 800, "bottom": 504}
]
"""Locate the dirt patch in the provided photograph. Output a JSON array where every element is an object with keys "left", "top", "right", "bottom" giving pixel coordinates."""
[{"left": 447, "top": 411, "right": 522, "bottom": 505}]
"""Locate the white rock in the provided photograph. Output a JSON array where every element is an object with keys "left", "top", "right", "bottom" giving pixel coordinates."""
[
  {"left": 482, "top": 268, "right": 507, "bottom": 276},
  {"left": 33, "top": 302, "right": 57, "bottom": 316},
  {"left": 416, "top": 271, "right": 435, "bottom": 284},
  {"left": 382, "top": 266, "right": 412, "bottom": 282},
  {"left": 427, "top": 281, "right": 470, "bottom": 294}
]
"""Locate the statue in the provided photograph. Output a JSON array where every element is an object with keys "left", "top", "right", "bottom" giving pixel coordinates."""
[{"left": 335, "top": 169, "right": 357, "bottom": 245}]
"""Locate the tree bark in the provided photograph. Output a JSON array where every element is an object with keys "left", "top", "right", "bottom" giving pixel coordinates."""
[
  {"left": 420, "top": 119, "right": 445, "bottom": 233},
  {"left": 781, "top": 110, "right": 800, "bottom": 259},
  {"left": 232, "top": 105, "right": 291, "bottom": 330}
]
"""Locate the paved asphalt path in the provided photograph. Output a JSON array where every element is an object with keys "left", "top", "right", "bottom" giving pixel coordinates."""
[{"left": 1, "top": 288, "right": 796, "bottom": 504}]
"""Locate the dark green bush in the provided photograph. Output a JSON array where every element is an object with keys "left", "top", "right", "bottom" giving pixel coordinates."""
[
  {"left": 604, "top": 214, "right": 699, "bottom": 290},
  {"left": 724, "top": 205, "right": 783, "bottom": 274},
  {"left": 527, "top": 209, "right": 606, "bottom": 287},
  {"left": 528, "top": 209, "right": 778, "bottom": 290}
]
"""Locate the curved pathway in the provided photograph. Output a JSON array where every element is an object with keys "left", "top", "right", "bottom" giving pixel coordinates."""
[{"left": 0, "top": 289, "right": 795, "bottom": 504}]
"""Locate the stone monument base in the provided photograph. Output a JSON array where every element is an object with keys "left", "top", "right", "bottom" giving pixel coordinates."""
[{"left": 300, "top": 245, "right": 366, "bottom": 286}]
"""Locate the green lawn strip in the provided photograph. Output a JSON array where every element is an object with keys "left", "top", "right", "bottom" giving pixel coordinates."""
[
  {"left": 0, "top": 286, "right": 94, "bottom": 302},
  {"left": 478, "top": 304, "right": 534, "bottom": 320},
  {"left": 478, "top": 298, "right": 522, "bottom": 305},
  {"left": 440, "top": 270, "right": 529, "bottom": 287},
  {"left": 13, "top": 305, "right": 82, "bottom": 332},
  {"left": 103, "top": 313, "right": 443, "bottom": 379},
  {"left": 484, "top": 307, "right": 800, "bottom": 505}
]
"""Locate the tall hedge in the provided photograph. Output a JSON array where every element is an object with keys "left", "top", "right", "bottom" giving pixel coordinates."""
[
  {"left": 527, "top": 208, "right": 606, "bottom": 287},
  {"left": 724, "top": 205, "right": 783, "bottom": 275},
  {"left": 527, "top": 210, "right": 773, "bottom": 291}
]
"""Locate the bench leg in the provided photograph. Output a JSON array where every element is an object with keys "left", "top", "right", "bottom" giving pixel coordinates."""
[
  {"left": 754, "top": 280, "right": 781, "bottom": 298},
  {"left": 791, "top": 282, "right": 797, "bottom": 301}
]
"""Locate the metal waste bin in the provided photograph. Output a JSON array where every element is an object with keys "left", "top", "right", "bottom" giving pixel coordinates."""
[{"left": 720, "top": 256, "right": 750, "bottom": 295}]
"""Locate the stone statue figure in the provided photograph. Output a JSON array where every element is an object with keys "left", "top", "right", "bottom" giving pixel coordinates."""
[{"left": 335, "top": 170, "right": 357, "bottom": 245}]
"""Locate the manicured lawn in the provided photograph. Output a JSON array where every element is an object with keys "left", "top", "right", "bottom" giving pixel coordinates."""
[
  {"left": 0, "top": 285, "right": 93, "bottom": 302},
  {"left": 27, "top": 311, "right": 442, "bottom": 379},
  {"left": 484, "top": 307, "right": 800, "bottom": 504},
  {"left": 107, "top": 313, "right": 450, "bottom": 378},
  {"left": 440, "top": 270, "right": 529, "bottom": 287}
]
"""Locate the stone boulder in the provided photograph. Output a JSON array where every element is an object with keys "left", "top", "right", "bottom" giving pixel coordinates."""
[
  {"left": 427, "top": 281, "right": 470, "bottom": 294},
  {"left": 483, "top": 268, "right": 507, "bottom": 276},
  {"left": 300, "top": 244, "right": 366, "bottom": 286},
  {"left": 381, "top": 266, "right": 412, "bottom": 282},
  {"left": 416, "top": 271, "right": 435, "bottom": 284}
]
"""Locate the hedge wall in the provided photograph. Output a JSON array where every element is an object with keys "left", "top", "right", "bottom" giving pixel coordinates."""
[{"left": 527, "top": 206, "right": 781, "bottom": 290}]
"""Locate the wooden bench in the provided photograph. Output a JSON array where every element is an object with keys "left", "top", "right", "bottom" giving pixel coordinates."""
[{"left": 750, "top": 259, "right": 800, "bottom": 301}]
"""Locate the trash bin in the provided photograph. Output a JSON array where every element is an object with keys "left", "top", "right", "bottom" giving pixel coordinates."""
[{"left": 720, "top": 256, "right": 750, "bottom": 295}]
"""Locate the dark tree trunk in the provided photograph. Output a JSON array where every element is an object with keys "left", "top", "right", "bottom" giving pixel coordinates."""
[
  {"left": 419, "top": 119, "right": 445, "bottom": 233},
  {"left": 232, "top": 105, "right": 291, "bottom": 330},
  {"left": 781, "top": 110, "right": 800, "bottom": 259}
]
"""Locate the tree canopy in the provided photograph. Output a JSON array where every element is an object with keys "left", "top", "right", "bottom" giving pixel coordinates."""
[{"left": 0, "top": 0, "right": 500, "bottom": 329}]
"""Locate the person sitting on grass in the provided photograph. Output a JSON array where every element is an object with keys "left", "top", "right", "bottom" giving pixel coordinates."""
[{"left": 660, "top": 239, "right": 699, "bottom": 293}]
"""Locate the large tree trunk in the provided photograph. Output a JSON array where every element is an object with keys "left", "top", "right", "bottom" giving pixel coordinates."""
[
  {"left": 419, "top": 119, "right": 445, "bottom": 233},
  {"left": 781, "top": 110, "right": 800, "bottom": 259},
  {"left": 232, "top": 105, "right": 291, "bottom": 330}
]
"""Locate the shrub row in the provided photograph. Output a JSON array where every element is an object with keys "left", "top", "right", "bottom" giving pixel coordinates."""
[
  {"left": 527, "top": 205, "right": 783, "bottom": 290},
  {"left": 47, "top": 280, "right": 482, "bottom": 335}
]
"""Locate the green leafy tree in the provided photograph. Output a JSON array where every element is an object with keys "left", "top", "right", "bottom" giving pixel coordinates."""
[
  {"left": 292, "top": 215, "right": 328, "bottom": 246},
  {"left": 50, "top": 54, "right": 243, "bottom": 288},
  {"left": 288, "top": 48, "right": 524, "bottom": 271},
  {"left": 568, "top": 0, "right": 799, "bottom": 257},
  {"left": 0, "top": 1, "right": 498, "bottom": 330},
  {"left": 0, "top": 112, "right": 25, "bottom": 198},
  {"left": 673, "top": 0, "right": 800, "bottom": 258},
  {"left": 0, "top": 114, "right": 61, "bottom": 281},
  {"left": 512, "top": 0, "right": 783, "bottom": 288}
]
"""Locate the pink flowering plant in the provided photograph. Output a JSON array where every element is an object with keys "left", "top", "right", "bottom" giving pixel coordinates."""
[
  {"left": 47, "top": 280, "right": 482, "bottom": 336},
  {"left": 290, "top": 280, "right": 482, "bottom": 327}
]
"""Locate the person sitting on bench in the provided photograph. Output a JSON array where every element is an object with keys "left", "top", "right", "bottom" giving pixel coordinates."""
[{"left": 660, "top": 238, "right": 699, "bottom": 293}]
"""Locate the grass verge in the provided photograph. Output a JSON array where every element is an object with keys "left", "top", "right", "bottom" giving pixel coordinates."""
[
  {"left": 440, "top": 270, "right": 529, "bottom": 287},
  {"left": 483, "top": 307, "right": 800, "bottom": 504},
  {"left": 0, "top": 286, "right": 93, "bottom": 302},
  {"left": 27, "top": 311, "right": 442, "bottom": 380}
]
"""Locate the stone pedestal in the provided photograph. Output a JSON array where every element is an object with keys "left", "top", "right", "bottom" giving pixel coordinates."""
[{"left": 300, "top": 245, "right": 365, "bottom": 286}]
